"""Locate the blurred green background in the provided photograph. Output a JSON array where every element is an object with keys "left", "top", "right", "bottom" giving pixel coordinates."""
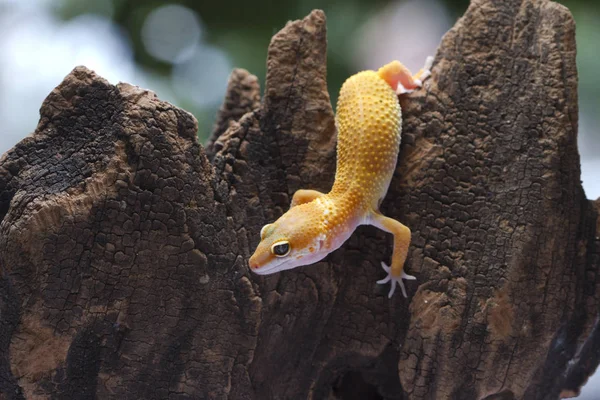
[
  {"left": 0, "top": 0, "right": 597, "bottom": 151},
  {"left": 0, "top": 1, "right": 597, "bottom": 184},
  {"left": 0, "top": 0, "right": 598, "bottom": 396},
  {"left": 0, "top": 0, "right": 597, "bottom": 189}
]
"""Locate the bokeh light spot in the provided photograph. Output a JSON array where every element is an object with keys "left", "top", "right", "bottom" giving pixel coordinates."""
[
  {"left": 141, "top": 4, "right": 203, "bottom": 64},
  {"left": 172, "top": 44, "right": 232, "bottom": 108}
]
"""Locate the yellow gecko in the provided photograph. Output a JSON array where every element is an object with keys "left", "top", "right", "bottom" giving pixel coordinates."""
[{"left": 249, "top": 57, "right": 433, "bottom": 297}]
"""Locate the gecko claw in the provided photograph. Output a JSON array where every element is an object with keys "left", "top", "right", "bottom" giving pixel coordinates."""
[
  {"left": 414, "top": 56, "right": 433, "bottom": 86},
  {"left": 423, "top": 55, "right": 434, "bottom": 71},
  {"left": 396, "top": 83, "right": 410, "bottom": 95},
  {"left": 377, "top": 262, "right": 416, "bottom": 298}
]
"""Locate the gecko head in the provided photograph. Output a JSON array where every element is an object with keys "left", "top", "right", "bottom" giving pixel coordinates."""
[{"left": 249, "top": 204, "right": 327, "bottom": 275}]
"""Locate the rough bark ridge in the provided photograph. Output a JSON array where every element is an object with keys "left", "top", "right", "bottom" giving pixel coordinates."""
[{"left": 0, "top": 0, "right": 598, "bottom": 399}]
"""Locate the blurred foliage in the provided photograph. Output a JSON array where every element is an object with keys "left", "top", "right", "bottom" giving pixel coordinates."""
[{"left": 53, "top": 0, "right": 599, "bottom": 145}]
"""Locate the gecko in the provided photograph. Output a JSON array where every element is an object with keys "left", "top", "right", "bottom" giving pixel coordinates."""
[{"left": 248, "top": 57, "right": 433, "bottom": 298}]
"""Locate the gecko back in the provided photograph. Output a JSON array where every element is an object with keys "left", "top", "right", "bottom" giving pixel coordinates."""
[{"left": 332, "top": 70, "right": 402, "bottom": 208}]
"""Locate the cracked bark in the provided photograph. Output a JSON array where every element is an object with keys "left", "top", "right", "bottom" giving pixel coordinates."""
[{"left": 0, "top": 0, "right": 598, "bottom": 399}]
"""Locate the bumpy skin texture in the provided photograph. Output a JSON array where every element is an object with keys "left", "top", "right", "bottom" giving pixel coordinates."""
[
  {"left": 333, "top": 70, "right": 402, "bottom": 205},
  {"left": 0, "top": 3, "right": 599, "bottom": 400}
]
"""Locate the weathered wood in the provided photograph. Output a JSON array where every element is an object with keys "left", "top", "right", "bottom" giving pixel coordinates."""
[
  {"left": 206, "top": 68, "right": 260, "bottom": 158},
  {"left": 0, "top": 1, "right": 598, "bottom": 399}
]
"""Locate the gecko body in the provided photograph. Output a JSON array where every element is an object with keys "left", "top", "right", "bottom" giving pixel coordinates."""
[{"left": 249, "top": 58, "right": 432, "bottom": 297}]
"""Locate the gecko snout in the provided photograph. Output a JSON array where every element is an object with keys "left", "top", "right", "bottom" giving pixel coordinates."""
[
  {"left": 248, "top": 257, "right": 259, "bottom": 270},
  {"left": 248, "top": 251, "right": 268, "bottom": 271}
]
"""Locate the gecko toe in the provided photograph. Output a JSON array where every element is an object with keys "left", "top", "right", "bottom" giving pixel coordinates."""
[
  {"left": 377, "top": 276, "right": 391, "bottom": 284},
  {"left": 380, "top": 262, "right": 391, "bottom": 273},
  {"left": 423, "top": 55, "right": 434, "bottom": 71},
  {"left": 377, "top": 263, "right": 391, "bottom": 284},
  {"left": 396, "top": 83, "right": 411, "bottom": 95},
  {"left": 402, "top": 271, "right": 416, "bottom": 281},
  {"left": 398, "top": 279, "right": 407, "bottom": 298},
  {"left": 388, "top": 279, "right": 397, "bottom": 298}
]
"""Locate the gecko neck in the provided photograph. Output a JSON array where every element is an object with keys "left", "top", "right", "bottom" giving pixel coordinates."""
[{"left": 327, "top": 164, "right": 394, "bottom": 211}]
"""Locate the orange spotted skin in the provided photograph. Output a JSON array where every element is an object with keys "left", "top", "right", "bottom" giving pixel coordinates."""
[
  {"left": 333, "top": 69, "right": 402, "bottom": 210},
  {"left": 249, "top": 60, "right": 431, "bottom": 297}
]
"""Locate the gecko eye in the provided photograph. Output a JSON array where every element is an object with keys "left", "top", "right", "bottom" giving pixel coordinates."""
[
  {"left": 271, "top": 241, "right": 291, "bottom": 257},
  {"left": 260, "top": 224, "right": 273, "bottom": 240}
]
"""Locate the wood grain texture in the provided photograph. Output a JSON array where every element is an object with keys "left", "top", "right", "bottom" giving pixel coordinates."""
[{"left": 0, "top": 1, "right": 598, "bottom": 399}]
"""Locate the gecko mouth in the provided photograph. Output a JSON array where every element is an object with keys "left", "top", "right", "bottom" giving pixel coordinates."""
[{"left": 251, "top": 258, "right": 295, "bottom": 275}]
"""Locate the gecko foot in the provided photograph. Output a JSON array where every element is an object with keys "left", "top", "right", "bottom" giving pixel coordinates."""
[
  {"left": 377, "top": 262, "right": 416, "bottom": 298},
  {"left": 416, "top": 55, "right": 434, "bottom": 84},
  {"left": 396, "top": 55, "right": 434, "bottom": 95}
]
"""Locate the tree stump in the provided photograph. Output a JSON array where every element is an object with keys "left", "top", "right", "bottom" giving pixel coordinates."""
[{"left": 1, "top": 0, "right": 598, "bottom": 399}]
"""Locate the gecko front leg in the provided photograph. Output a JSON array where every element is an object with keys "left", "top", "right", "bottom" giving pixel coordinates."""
[
  {"left": 290, "top": 189, "right": 325, "bottom": 207},
  {"left": 368, "top": 211, "right": 416, "bottom": 298}
]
